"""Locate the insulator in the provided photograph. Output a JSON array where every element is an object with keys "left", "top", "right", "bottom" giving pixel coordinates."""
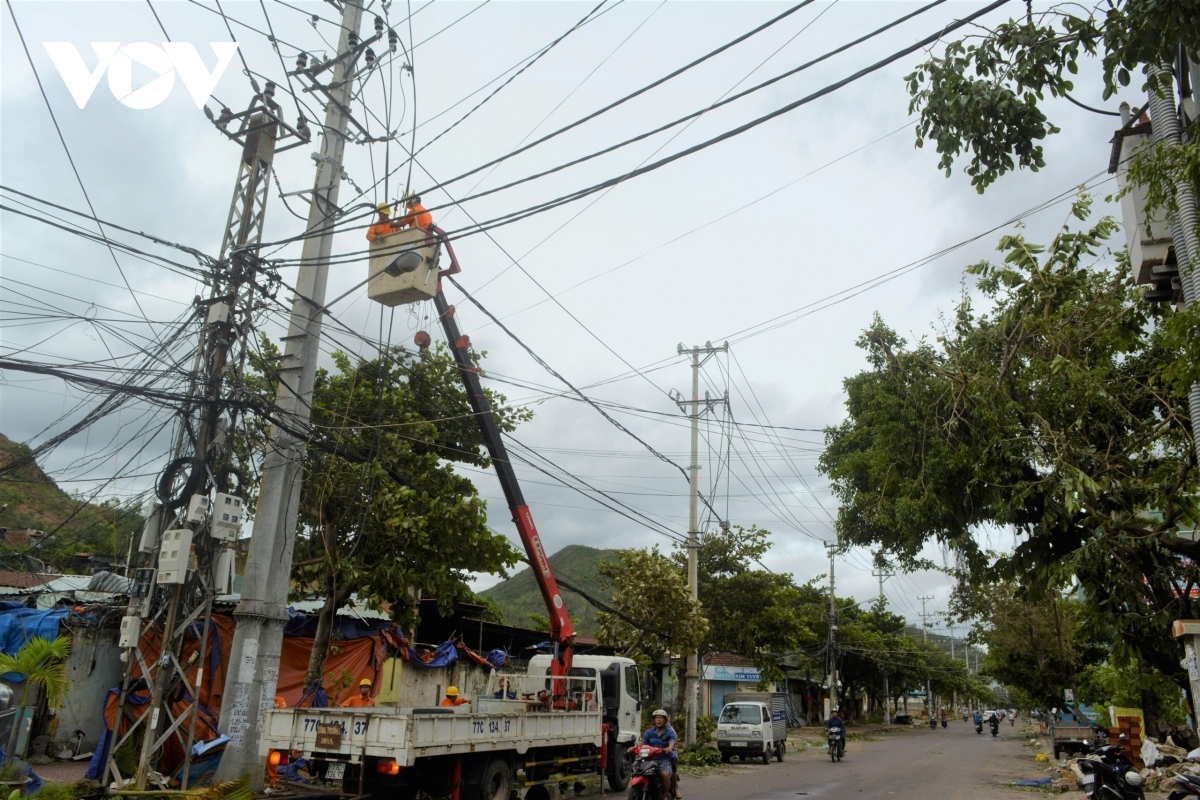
[
  {"left": 218, "top": 107, "right": 233, "bottom": 124},
  {"left": 296, "top": 52, "right": 308, "bottom": 70},
  {"left": 203, "top": 105, "right": 214, "bottom": 121},
  {"left": 348, "top": 33, "right": 360, "bottom": 50},
  {"left": 374, "top": 15, "right": 384, "bottom": 34},
  {"left": 264, "top": 81, "right": 276, "bottom": 99},
  {"left": 388, "top": 29, "right": 398, "bottom": 52},
  {"left": 365, "top": 47, "right": 375, "bottom": 65},
  {"left": 310, "top": 13, "right": 319, "bottom": 23}
]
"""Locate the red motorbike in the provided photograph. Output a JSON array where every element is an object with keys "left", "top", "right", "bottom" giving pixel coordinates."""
[{"left": 626, "top": 744, "right": 674, "bottom": 800}]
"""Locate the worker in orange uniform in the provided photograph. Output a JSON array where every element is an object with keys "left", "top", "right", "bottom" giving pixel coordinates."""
[
  {"left": 341, "top": 678, "right": 375, "bottom": 708},
  {"left": 399, "top": 195, "right": 433, "bottom": 230},
  {"left": 366, "top": 203, "right": 398, "bottom": 241},
  {"left": 440, "top": 686, "right": 470, "bottom": 707}
]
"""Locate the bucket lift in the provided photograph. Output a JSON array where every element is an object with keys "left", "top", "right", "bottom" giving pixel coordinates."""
[{"left": 366, "top": 227, "right": 576, "bottom": 700}]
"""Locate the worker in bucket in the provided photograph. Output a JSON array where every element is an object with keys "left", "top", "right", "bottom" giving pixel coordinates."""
[
  {"left": 399, "top": 195, "right": 433, "bottom": 230},
  {"left": 341, "top": 678, "right": 375, "bottom": 708},
  {"left": 366, "top": 202, "right": 398, "bottom": 241},
  {"left": 441, "top": 686, "right": 470, "bottom": 707}
]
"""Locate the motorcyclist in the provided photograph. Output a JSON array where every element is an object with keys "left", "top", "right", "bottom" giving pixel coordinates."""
[
  {"left": 988, "top": 710, "right": 1000, "bottom": 730},
  {"left": 640, "top": 709, "right": 677, "bottom": 799},
  {"left": 973, "top": 710, "right": 983, "bottom": 729},
  {"left": 826, "top": 706, "right": 847, "bottom": 754}
]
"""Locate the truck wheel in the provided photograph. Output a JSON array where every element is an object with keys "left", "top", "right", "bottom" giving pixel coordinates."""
[
  {"left": 606, "top": 744, "right": 631, "bottom": 791},
  {"left": 720, "top": 752, "right": 731, "bottom": 764},
  {"left": 775, "top": 743, "right": 785, "bottom": 762},
  {"left": 472, "top": 758, "right": 511, "bottom": 800},
  {"left": 761, "top": 748, "right": 770, "bottom": 765}
]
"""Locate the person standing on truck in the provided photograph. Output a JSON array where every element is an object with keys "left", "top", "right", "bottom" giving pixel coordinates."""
[
  {"left": 641, "top": 709, "right": 677, "bottom": 799},
  {"left": 493, "top": 678, "right": 517, "bottom": 699},
  {"left": 341, "top": 678, "right": 375, "bottom": 708},
  {"left": 441, "top": 686, "right": 470, "bottom": 706}
]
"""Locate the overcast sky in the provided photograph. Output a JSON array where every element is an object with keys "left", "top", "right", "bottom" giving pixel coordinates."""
[{"left": 0, "top": 0, "right": 1135, "bottom": 635}]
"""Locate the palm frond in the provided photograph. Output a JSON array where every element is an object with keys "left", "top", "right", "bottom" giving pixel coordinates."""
[
  {"left": 115, "top": 775, "right": 252, "bottom": 800},
  {"left": 0, "top": 637, "right": 71, "bottom": 708}
]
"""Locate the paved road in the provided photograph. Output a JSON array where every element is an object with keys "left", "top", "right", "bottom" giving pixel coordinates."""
[{"left": 682, "top": 721, "right": 1051, "bottom": 800}]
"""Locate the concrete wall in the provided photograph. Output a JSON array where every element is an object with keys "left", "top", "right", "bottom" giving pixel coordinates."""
[
  {"left": 376, "top": 656, "right": 532, "bottom": 708},
  {"left": 52, "top": 626, "right": 123, "bottom": 751}
]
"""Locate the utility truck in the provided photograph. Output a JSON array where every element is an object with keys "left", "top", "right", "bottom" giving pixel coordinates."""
[{"left": 259, "top": 228, "right": 647, "bottom": 800}]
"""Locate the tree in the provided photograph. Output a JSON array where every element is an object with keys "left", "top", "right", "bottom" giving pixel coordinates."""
[
  {"left": 0, "top": 636, "right": 70, "bottom": 759},
  {"left": 244, "top": 340, "right": 526, "bottom": 685},
  {"left": 672, "top": 526, "right": 813, "bottom": 678},
  {"left": 819, "top": 202, "right": 1200, "bottom": 727},
  {"left": 904, "top": 0, "right": 1200, "bottom": 193},
  {"left": 595, "top": 547, "right": 709, "bottom": 659}
]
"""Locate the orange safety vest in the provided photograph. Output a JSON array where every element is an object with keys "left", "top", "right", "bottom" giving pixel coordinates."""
[
  {"left": 367, "top": 218, "right": 396, "bottom": 241},
  {"left": 401, "top": 203, "right": 433, "bottom": 230},
  {"left": 440, "top": 696, "right": 469, "bottom": 707},
  {"left": 341, "top": 695, "right": 375, "bottom": 708}
]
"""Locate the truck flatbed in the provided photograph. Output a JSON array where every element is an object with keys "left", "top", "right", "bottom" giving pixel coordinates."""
[{"left": 259, "top": 705, "right": 602, "bottom": 765}]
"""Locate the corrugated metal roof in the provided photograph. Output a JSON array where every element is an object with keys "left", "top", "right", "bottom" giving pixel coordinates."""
[{"left": 0, "top": 571, "right": 59, "bottom": 589}]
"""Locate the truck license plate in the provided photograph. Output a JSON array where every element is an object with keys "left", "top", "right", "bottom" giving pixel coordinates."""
[
  {"left": 730, "top": 742, "right": 746, "bottom": 747},
  {"left": 326, "top": 763, "right": 346, "bottom": 780},
  {"left": 1080, "top": 774, "right": 1093, "bottom": 786}
]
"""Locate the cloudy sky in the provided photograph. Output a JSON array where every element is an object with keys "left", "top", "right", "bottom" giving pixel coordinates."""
[{"left": 0, "top": 0, "right": 1134, "bottom": 635}]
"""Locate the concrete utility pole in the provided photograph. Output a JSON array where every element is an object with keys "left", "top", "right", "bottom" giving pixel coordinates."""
[
  {"left": 673, "top": 342, "right": 727, "bottom": 747},
  {"left": 827, "top": 545, "right": 838, "bottom": 714},
  {"left": 920, "top": 596, "right": 933, "bottom": 716},
  {"left": 217, "top": 0, "right": 365, "bottom": 783},
  {"left": 872, "top": 567, "right": 891, "bottom": 725},
  {"left": 948, "top": 620, "right": 957, "bottom": 715}
]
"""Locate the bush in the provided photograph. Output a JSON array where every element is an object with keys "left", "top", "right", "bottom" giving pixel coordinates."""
[
  {"left": 678, "top": 747, "right": 722, "bottom": 767},
  {"left": 694, "top": 715, "right": 717, "bottom": 746}
]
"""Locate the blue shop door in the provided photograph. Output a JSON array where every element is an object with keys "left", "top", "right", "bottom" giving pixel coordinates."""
[{"left": 710, "top": 681, "right": 738, "bottom": 715}]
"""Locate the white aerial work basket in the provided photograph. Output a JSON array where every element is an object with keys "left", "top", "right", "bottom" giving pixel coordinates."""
[{"left": 367, "top": 226, "right": 441, "bottom": 306}]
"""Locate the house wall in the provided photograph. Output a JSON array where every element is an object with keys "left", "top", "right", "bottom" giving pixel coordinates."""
[{"left": 53, "top": 626, "right": 124, "bottom": 752}]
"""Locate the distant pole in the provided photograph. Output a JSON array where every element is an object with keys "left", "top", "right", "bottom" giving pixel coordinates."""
[
  {"left": 920, "top": 596, "right": 933, "bottom": 716},
  {"left": 674, "top": 341, "right": 727, "bottom": 747},
  {"left": 948, "top": 621, "right": 957, "bottom": 715},
  {"left": 828, "top": 544, "right": 837, "bottom": 712},
  {"left": 872, "top": 566, "right": 891, "bottom": 725}
]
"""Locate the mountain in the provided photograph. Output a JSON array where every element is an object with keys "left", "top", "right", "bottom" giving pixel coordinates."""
[
  {"left": 0, "top": 432, "right": 144, "bottom": 570},
  {"left": 480, "top": 544, "right": 616, "bottom": 636}
]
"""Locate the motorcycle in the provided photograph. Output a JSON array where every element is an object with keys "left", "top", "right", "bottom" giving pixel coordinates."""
[
  {"left": 1078, "top": 740, "right": 1145, "bottom": 800},
  {"left": 940, "top": 717, "right": 948, "bottom": 729},
  {"left": 989, "top": 718, "right": 1000, "bottom": 737},
  {"left": 929, "top": 717, "right": 938, "bottom": 730},
  {"left": 975, "top": 721, "right": 983, "bottom": 734},
  {"left": 627, "top": 745, "right": 673, "bottom": 800},
  {"left": 1167, "top": 773, "right": 1200, "bottom": 799},
  {"left": 826, "top": 727, "right": 844, "bottom": 762}
]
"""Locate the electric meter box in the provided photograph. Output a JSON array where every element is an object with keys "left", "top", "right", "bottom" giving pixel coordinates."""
[
  {"left": 211, "top": 493, "right": 243, "bottom": 541},
  {"left": 119, "top": 615, "right": 141, "bottom": 648},
  {"left": 158, "top": 528, "right": 193, "bottom": 584},
  {"left": 367, "top": 226, "right": 439, "bottom": 307},
  {"left": 186, "top": 494, "right": 210, "bottom": 524},
  {"left": 1113, "top": 126, "right": 1173, "bottom": 285},
  {"left": 214, "top": 548, "right": 236, "bottom": 594}
]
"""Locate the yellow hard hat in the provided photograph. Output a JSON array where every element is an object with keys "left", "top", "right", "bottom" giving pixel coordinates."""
[
  {"left": 446, "top": 686, "right": 460, "bottom": 697},
  {"left": 359, "top": 678, "right": 373, "bottom": 687},
  {"left": 377, "top": 202, "right": 391, "bottom": 216}
]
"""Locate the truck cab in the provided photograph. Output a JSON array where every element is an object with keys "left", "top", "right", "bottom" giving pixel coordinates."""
[
  {"left": 529, "top": 653, "right": 646, "bottom": 790},
  {"left": 716, "top": 692, "right": 788, "bottom": 764}
]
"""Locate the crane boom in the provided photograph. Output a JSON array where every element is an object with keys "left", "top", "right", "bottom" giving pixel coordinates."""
[{"left": 426, "top": 228, "right": 575, "bottom": 692}]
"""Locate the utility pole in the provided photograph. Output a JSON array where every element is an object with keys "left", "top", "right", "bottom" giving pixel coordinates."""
[
  {"left": 217, "top": 0, "right": 366, "bottom": 783},
  {"left": 920, "top": 596, "right": 933, "bottom": 717},
  {"left": 947, "top": 619, "right": 957, "bottom": 716},
  {"left": 672, "top": 342, "right": 727, "bottom": 747},
  {"left": 827, "top": 544, "right": 838, "bottom": 715},
  {"left": 872, "top": 566, "right": 891, "bottom": 726}
]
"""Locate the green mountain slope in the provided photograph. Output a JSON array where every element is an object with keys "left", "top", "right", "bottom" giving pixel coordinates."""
[
  {"left": 0, "top": 432, "right": 144, "bottom": 570},
  {"left": 481, "top": 544, "right": 616, "bottom": 636}
]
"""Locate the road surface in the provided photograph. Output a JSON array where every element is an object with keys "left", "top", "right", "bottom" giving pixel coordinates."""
[{"left": 683, "top": 720, "right": 1054, "bottom": 800}]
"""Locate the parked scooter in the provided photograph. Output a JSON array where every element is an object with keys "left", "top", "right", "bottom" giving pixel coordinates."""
[
  {"left": 627, "top": 745, "right": 674, "bottom": 800},
  {"left": 1078, "top": 739, "right": 1145, "bottom": 800},
  {"left": 826, "top": 727, "right": 844, "bottom": 762},
  {"left": 1167, "top": 773, "right": 1200, "bottom": 799}
]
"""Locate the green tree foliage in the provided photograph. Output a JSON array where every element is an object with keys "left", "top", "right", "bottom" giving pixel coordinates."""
[
  {"left": 819, "top": 203, "right": 1200, "bottom": 723},
  {"left": 595, "top": 547, "right": 709, "bottom": 658},
  {"left": 905, "top": 0, "right": 1200, "bottom": 192},
  {"left": 1077, "top": 655, "right": 1186, "bottom": 724},
  {"left": 671, "top": 526, "right": 812, "bottom": 678},
  {"left": 244, "top": 339, "right": 526, "bottom": 682},
  {"left": 0, "top": 636, "right": 70, "bottom": 759}
]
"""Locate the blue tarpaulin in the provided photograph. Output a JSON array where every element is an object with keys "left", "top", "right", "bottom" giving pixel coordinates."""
[{"left": 0, "top": 606, "right": 66, "bottom": 657}]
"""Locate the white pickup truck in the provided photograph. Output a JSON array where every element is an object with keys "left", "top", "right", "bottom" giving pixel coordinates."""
[{"left": 259, "top": 654, "right": 647, "bottom": 800}]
